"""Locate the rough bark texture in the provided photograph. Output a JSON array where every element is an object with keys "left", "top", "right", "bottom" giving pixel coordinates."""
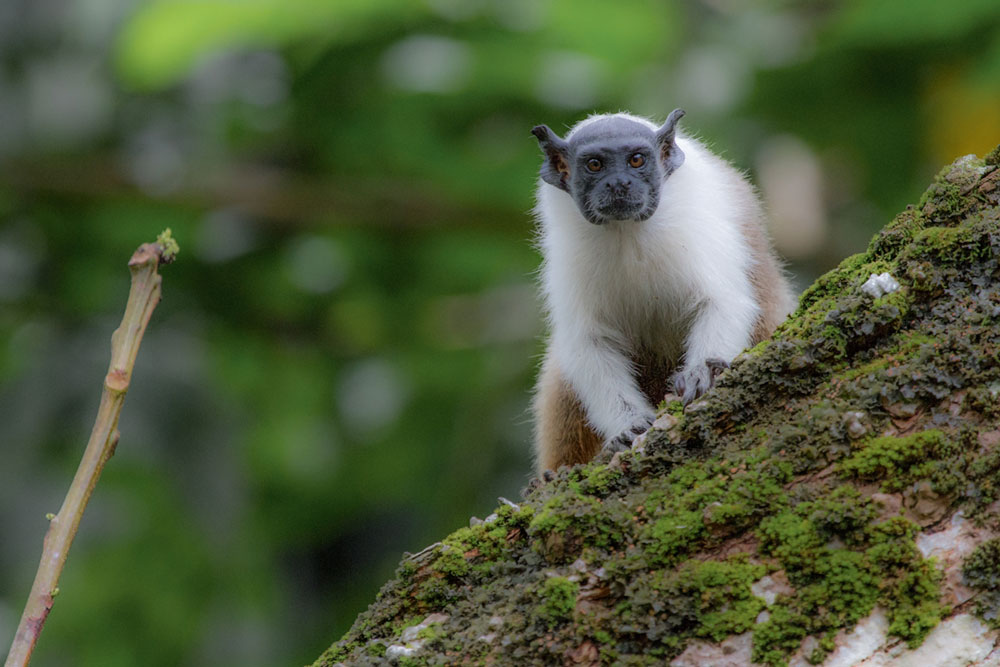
[{"left": 315, "top": 146, "right": 1000, "bottom": 667}]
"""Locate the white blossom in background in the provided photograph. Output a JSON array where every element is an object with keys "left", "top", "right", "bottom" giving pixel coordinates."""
[
  {"left": 534, "top": 51, "right": 603, "bottom": 109},
  {"left": 757, "top": 135, "right": 827, "bottom": 260},
  {"left": 381, "top": 35, "right": 472, "bottom": 93}
]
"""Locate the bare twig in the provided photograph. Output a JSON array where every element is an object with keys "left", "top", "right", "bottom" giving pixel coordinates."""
[{"left": 4, "top": 230, "right": 179, "bottom": 667}]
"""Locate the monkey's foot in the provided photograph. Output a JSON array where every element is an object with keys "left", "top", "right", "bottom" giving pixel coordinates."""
[
  {"left": 674, "top": 358, "right": 730, "bottom": 404},
  {"left": 598, "top": 416, "right": 654, "bottom": 460}
]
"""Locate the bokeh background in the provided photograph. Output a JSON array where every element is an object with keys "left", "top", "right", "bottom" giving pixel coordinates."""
[{"left": 1, "top": 1, "right": 998, "bottom": 665}]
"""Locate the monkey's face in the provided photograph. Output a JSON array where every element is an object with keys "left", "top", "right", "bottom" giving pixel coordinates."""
[
  {"left": 532, "top": 112, "right": 686, "bottom": 226},
  {"left": 566, "top": 127, "right": 662, "bottom": 224}
]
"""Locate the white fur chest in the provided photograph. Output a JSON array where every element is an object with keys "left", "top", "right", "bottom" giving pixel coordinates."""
[{"left": 537, "top": 186, "right": 699, "bottom": 355}]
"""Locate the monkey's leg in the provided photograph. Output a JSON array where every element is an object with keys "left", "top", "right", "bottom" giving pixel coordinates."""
[{"left": 532, "top": 356, "right": 602, "bottom": 476}]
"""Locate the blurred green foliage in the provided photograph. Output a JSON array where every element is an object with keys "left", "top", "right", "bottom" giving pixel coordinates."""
[{"left": 0, "top": 1, "right": 998, "bottom": 666}]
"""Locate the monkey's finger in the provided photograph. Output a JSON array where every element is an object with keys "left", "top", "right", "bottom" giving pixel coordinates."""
[
  {"left": 602, "top": 436, "right": 631, "bottom": 454},
  {"left": 705, "top": 358, "right": 730, "bottom": 381},
  {"left": 674, "top": 373, "right": 687, "bottom": 397}
]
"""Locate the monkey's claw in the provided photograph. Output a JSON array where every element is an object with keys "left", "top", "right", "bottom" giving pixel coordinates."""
[
  {"left": 705, "top": 357, "right": 730, "bottom": 378},
  {"left": 675, "top": 358, "right": 730, "bottom": 404},
  {"left": 603, "top": 435, "right": 632, "bottom": 454},
  {"left": 602, "top": 416, "right": 653, "bottom": 454}
]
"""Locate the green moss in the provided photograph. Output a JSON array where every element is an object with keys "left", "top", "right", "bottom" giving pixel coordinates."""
[
  {"left": 365, "top": 642, "right": 387, "bottom": 658},
  {"left": 753, "top": 495, "right": 944, "bottom": 665},
  {"left": 917, "top": 155, "right": 986, "bottom": 223},
  {"left": 720, "top": 457, "right": 794, "bottom": 521},
  {"left": 534, "top": 576, "right": 579, "bottom": 628},
  {"left": 795, "top": 252, "right": 872, "bottom": 313},
  {"left": 577, "top": 463, "right": 624, "bottom": 496},
  {"left": 918, "top": 179, "right": 963, "bottom": 221},
  {"left": 430, "top": 501, "right": 536, "bottom": 582},
  {"left": 867, "top": 208, "right": 925, "bottom": 259},
  {"left": 413, "top": 574, "right": 458, "bottom": 608},
  {"left": 416, "top": 622, "right": 443, "bottom": 641},
  {"left": 839, "top": 430, "right": 945, "bottom": 491},
  {"left": 866, "top": 517, "right": 946, "bottom": 647},
  {"left": 968, "top": 384, "right": 1000, "bottom": 419},
  {"left": 832, "top": 355, "right": 893, "bottom": 383},
  {"left": 985, "top": 144, "right": 1000, "bottom": 167},
  {"left": 962, "top": 537, "right": 1000, "bottom": 628},
  {"left": 685, "top": 558, "right": 769, "bottom": 641},
  {"left": 754, "top": 548, "right": 880, "bottom": 666},
  {"left": 528, "top": 492, "right": 626, "bottom": 562},
  {"left": 807, "top": 486, "right": 878, "bottom": 544},
  {"left": 753, "top": 605, "right": 811, "bottom": 667},
  {"left": 314, "top": 641, "right": 358, "bottom": 665},
  {"left": 910, "top": 224, "right": 982, "bottom": 263},
  {"left": 640, "top": 509, "right": 706, "bottom": 567},
  {"left": 397, "top": 560, "right": 417, "bottom": 584},
  {"left": 630, "top": 452, "right": 794, "bottom": 568},
  {"left": 593, "top": 630, "right": 613, "bottom": 644},
  {"left": 885, "top": 566, "right": 946, "bottom": 647},
  {"left": 872, "top": 289, "right": 910, "bottom": 320},
  {"left": 618, "top": 555, "right": 766, "bottom": 652},
  {"left": 833, "top": 332, "right": 937, "bottom": 383},
  {"left": 758, "top": 510, "right": 823, "bottom": 572},
  {"left": 432, "top": 544, "right": 471, "bottom": 578}
]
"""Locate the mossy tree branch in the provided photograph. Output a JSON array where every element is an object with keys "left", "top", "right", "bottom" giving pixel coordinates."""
[
  {"left": 315, "top": 147, "right": 1000, "bottom": 666},
  {"left": 4, "top": 231, "right": 179, "bottom": 667}
]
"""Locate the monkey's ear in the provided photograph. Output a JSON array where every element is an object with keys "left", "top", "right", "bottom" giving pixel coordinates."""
[
  {"left": 531, "top": 125, "right": 571, "bottom": 191},
  {"left": 655, "top": 108, "right": 686, "bottom": 175}
]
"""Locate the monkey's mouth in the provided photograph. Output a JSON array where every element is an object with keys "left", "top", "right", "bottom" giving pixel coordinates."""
[{"left": 589, "top": 198, "right": 652, "bottom": 223}]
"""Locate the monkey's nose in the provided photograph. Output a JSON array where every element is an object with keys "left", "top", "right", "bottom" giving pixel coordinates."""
[{"left": 606, "top": 180, "right": 630, "bottom": 198}]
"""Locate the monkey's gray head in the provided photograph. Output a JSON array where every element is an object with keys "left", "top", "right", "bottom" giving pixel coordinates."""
[{"left": 531, "top": 110, "right": 686, "bottom": 225}]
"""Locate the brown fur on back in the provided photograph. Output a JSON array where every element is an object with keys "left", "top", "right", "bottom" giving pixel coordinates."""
[
  {"left": 533, "top": 353, "right": 603, "bottom": 473},
  {"left": 743, "top": 212, "right": 794, "bottom": 343}
]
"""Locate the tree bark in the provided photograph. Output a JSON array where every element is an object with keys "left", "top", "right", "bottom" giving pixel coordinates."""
[{"left": 314, "top": 146, "right": 1000, "bottom": 667}]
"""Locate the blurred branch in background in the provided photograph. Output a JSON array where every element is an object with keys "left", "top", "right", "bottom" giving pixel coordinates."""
[
  {"left": 5, "top": 232, "right": 177, "bottom": 667},
  {"left": 0, "top": 159, "right": 518, "bottom": 230}
]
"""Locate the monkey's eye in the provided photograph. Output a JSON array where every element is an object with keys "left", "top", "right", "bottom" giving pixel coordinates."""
[
  {"left": 628, "top": 153, "right": 646, "bottom": 168},
  {"left": 586, "top": 158, "right": 603, "bottom": 172}
]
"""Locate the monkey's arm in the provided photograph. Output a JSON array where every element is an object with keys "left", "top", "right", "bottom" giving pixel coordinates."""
[
  {"left": 676, "top": 292, "right": 758, "bottom": 402},
  {"left": 552, "top": 327, "right": 655, "bottom": 448}
]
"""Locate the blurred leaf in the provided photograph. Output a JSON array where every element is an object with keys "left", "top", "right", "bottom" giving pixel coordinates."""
[
  {"left": 115, "top": 0, "right": 424, "bottom": 90},
  {"left": 923, "top": 69, "right": 1000, "bottom": 165},
  {"left": 972, "top": 33, "right": 1000, "bottom": 88},
  {"left": 545, "top": 0, "right": 680, "bottom": 67},
  {"left": 830, "top": 0, "right": 1000, "bottom": 45}
]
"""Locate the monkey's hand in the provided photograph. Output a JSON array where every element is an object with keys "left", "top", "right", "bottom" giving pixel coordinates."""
[
  {"left": 601, "top": 414, "right": 654, "bottom": 455},
  {"left": 674, "top": 358, "right": 730, "bottom": 404}
]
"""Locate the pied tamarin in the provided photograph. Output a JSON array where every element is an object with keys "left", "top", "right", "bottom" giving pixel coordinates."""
[{"left": 530, "top": 110, "right": 795, "bottom": 475}]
